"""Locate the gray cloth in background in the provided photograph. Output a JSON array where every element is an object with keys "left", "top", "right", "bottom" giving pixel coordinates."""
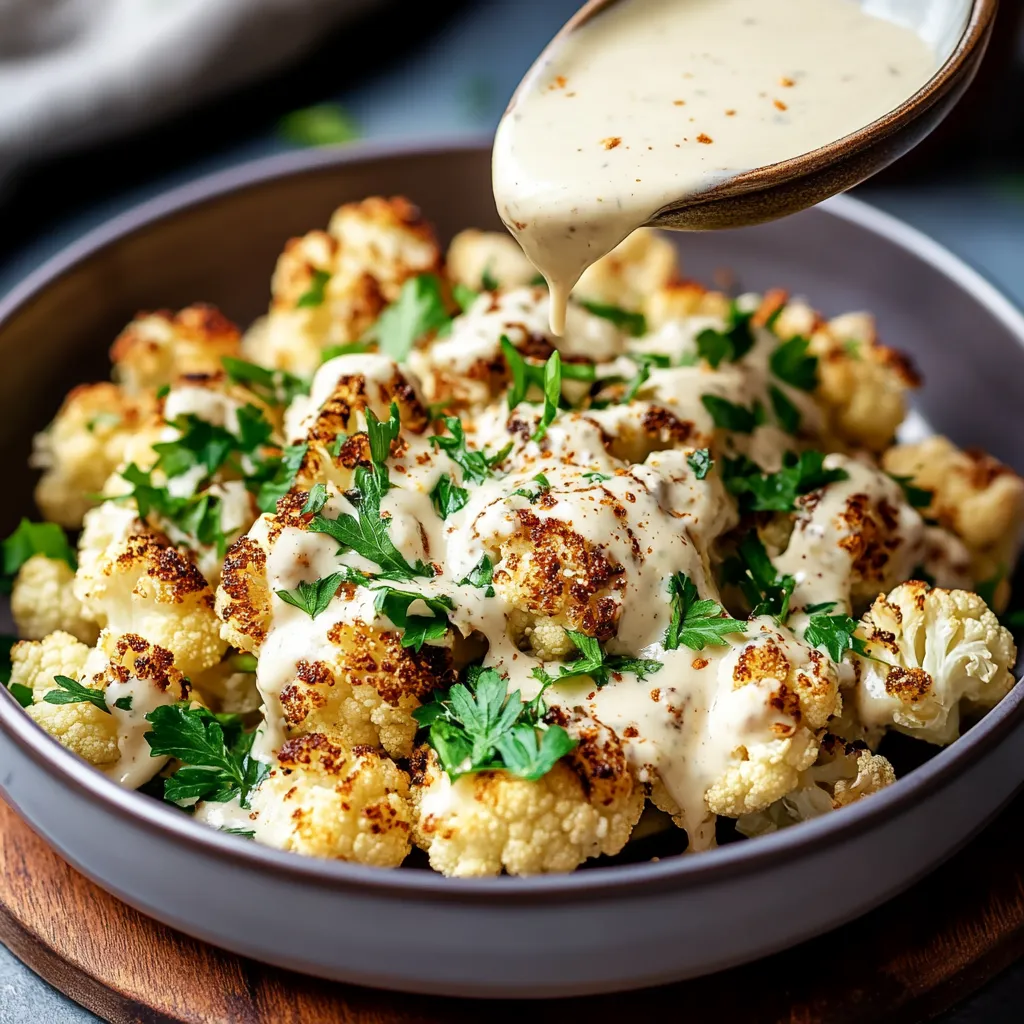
[{"left": 0, "top": 0, "right": 379, "bottom": 177}]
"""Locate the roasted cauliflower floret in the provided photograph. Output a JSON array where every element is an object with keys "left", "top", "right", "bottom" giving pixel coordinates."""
[
  {"left": 279, "top": 621, "right": 454, "bottom": 758},
  {"left": 493, "top": 509, "right": 626, "bottom": 653},
  {"left": 573, "top": 228, "right": 678, "bottom": 311},
  {"left": 735, "top": 734, "right": 896, "bottom": 837},
  {"left": 852, "top": 581, "right": 1016, "bottom": 745},
  {"left": 409, "top": 711, "right": 643, "bottom": 877},
  {"left": 882, "top": 436, "right": 1024, "bottom": 602},
  {"left": 31, "top": 382, "right": 156, "bottom": 528},
  {"left": 9, "top": 630, "right": 92, "bottom": 702},
  {"left": 75, "top": 504, "right": 227, "bottom": 677},
  {"left": 191, "top": 658, "right": 260, "bottom": 715},
  {"left": 248, "top": 733, "right": 412, "bottom": 866},
  {"left": 646, "top": 281, "right": 731, "bottom": 329},
  {"left": 109, "top": 305, "right": 241, "bottom": 395},
  {"left": 445, "top": 229, "right": 537, "bottom": 291},
  {"left": 215, "top": 530, "right": 273, "bottom": 655},
  {"left": 11, "top": 554, "right": 98, "bottom": 644}
]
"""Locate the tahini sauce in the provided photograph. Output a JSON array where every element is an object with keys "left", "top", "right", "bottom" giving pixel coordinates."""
[{"left": 492, "top": 0, "right": 937, "bottom": 333}]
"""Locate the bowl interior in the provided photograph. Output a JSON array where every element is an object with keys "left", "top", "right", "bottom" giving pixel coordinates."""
[{"left": 862, "top": 0, "right": 972, "bottom": 60}]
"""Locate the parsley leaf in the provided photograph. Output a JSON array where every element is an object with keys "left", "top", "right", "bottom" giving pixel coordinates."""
[
  {"left": 367, "top": 274, "right": 451, "bottom": 361},
  {"left": 3, "top": 637, "right": 32, "bottom": 708},
  {"left": 769, "top": 336, "right": 818, "bottom": 391},
  {"left": 722, "top": 451, "right": 849, "bottom": 512},
  {"left": 278, "top": 103, "right": 359, "bottom": 147},
  {"left": 701, "top": 394, "right": 765, "bottom": 433},
  {"left": 458, "top": 555, "right": 495, "bottom": 595},
  {"left": 2, "top": 520, "right": 77, "bottom": 592},
  {"left": 296, "top": 269, "right": 331, "bottom": 309},
  {"left": 412, "top": 667, "right": 575, "bottom": 781},
  {"left": 512, "top": 474, "right": 551, "bottom": 503},
  {"left": 222, "top": 356, "right": 309, "bottom": 406},
  {"left": 501, "top": 338, "right": 592, "bottom": 410},
  {"left": 582, "top": 471, "right": 612, "bottom": 483},
  {"left": 687, "top": 449, "right": 713, "bottom": 479},
  {"left": 533, "top": 350, "right": 562, "bottom": 441},
  {"left": 804, "top": 612, "right": 873, "bottom": 662},
  {"left": 145, "top": 705, "right": 267, "bottom": 808},
  {"left": 453, "top": 283, "right": 479, "bottom": 312},
  {"left": 253, "top": 442, "right": 308, "bottom": 514},
  {"left": 43, "top": 675, "right": 108, "bottom": 713},
  {"left": 695, "top": 301, "right": 756, "bottom": 367},
  {"left": 578, "top": 300, "right": 647, "bottom": 337},
  {"left": 374, "top": 587, "right": 454, "bottom": 651},
  {"left": 113, "top": 695, "right": 134, "bottom": 712},
  {"left": 889, "top": 473, "right": 934, "bottom": 510},
  {"left": 769, "top": 385, "right": 802, "bottom": 434},
  {"left": 430, "top": 475, "right": 470, "bottom": 519},
  {"left": 481, "top": 266, "right": 499, "bottom": 292},
  {"left": 533, "top": 631, "right": 662, "bottom": 689},
  {"left": 725, "top": 533, "right": 796, "bottom": 620},
  {"left": 321, "top": 341, "right": 371, "bottom": 362},
  {"left": 663, "top": 572, "right": 747, "bottom": 651},
  {"left": 430, "top": 416, "right": 512, "bottom": 483},
  {"left": 275, "top": 573, "right": 344, "bottom": 619}
]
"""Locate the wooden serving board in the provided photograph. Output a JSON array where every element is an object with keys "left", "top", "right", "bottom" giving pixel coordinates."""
[{"left": 2, "top": 797, "right": 1024, "bottom": 1024}]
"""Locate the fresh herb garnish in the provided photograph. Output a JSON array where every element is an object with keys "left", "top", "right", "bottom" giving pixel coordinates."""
[
  {"left": 1, "top": 520, "right": 77, "bottom": 592},
  {"left": 412, "top": 667, "right": 576, "bottom": 781},
  {"left": 458, "top": 555, "right": 495, "bottom": 596},
  {"left": 3, "top": 637, "right": 32, "bottom": 708},
  {"left": 701, "top": 394, "right": 765, "bottom": 434},
  {"left": 366, "top": 274, "right": 451, "bottom": 361},
  {"left": 253, "top": 442, "right": 308, "bottom": 514},
  {"left": 532, "top": 350, "right": 563, "bottom": 441},
  {"left": 222, "top": 356, "right": 308, "bottom": 406},
  {"left": 695, "top": 301, "right": 756, "bottom": 367},
  {"left": 481, "top": 266, "right": 499, "bottom": 292},
  {"left": 430, "top": 415, "right": 512, "bottom": 483},
  {"left": 430, "top": 475, "right": 470, "bottom": 519},
  {"left": 804, "top": 612, "right": 874, "bottom": 662},
  {"left": 275, "top": 572, "right": 344, "bottom": 619},
  {"left": 43, "top": 675, "right": 108, "bottom": 713},
  {"left": 769, "top": 336, "right": 818, "bottom": 391},
  {"left": 687, "top": 449, "right": 713, "bottom": 480},
  {"left": 582, "top": 471, "right": 612, "bottom": 483},
  {"left": 453, "top": 283, "right": 479, "bottom": 312},
  {"left": 722, "top": 451, "right": 849, "bottom": 512},
  {"left": 145, "top": 705, "right": 267, "bottom": 808},
  {"left": 725, "top": 533, "right": 796, "bottom": 620},
  {"left": 579, "top": 300, "right": 647, "bottom": 337},
  {"left": 769, "top": 385, "right": 802, "bottom": 434},
  {"left": 532, "top": 631, "right": 662, "bottom": 689},
  {"left": 512, "top": 474, "right": 551, "bottom": 503},
  {"left": 374, "top": 587, "right": 454, "bottom": 651},
  {"left": 278, "top": 103, "right": 359, "bottom": 147},
  {"left": 889, "top": 473, "right": 933, "bottom": 510},
  {"left": 321, "top": 341, "right": 370, "bottom": 362},
  {"left": 113, "top": 696, "right": 134, "bottom": 712},
  {"left": 663, "top": 572, "right": 747, "bottom": 651},
  {"left": 502, "top": 338, "right": 594, "bottom": 411},
  {"left": 296, "top": 268, "right": 331, "bottom": 309}
]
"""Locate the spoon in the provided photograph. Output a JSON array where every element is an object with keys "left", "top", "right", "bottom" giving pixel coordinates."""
[{"left": 551, "top": 0, "right": 998, "bottom": 231}]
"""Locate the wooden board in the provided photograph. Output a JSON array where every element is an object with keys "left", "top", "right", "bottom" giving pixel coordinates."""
[{"left": 2, "top": 796, "right": 1024, "bottom": 1024}]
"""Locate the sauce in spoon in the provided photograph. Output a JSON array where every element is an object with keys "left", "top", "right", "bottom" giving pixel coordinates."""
[{"left": 492, "top": 0, "right": 937, "bottom": 334}]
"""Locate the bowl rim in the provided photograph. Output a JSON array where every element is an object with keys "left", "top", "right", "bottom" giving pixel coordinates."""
[{"left": 1, "top": 138, "right": 1023, "bottom": 904}]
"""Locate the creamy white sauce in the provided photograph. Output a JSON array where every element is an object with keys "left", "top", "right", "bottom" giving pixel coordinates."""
[{"left": 493, "top": 0, "right": 936, "bottom": 332}]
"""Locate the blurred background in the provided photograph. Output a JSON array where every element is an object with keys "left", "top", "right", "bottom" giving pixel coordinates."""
[{"left": 0, "top": 0, "right": 1023, "bottom": 1021}]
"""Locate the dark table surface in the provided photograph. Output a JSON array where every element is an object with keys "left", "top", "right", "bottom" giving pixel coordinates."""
[{"left": 1, "top": 1, "right": 1023, "bottom": 1019}]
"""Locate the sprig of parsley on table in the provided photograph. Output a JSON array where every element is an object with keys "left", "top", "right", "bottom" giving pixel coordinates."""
[{"left": 663, "top": 572, "right": 747, "bottom": 651}]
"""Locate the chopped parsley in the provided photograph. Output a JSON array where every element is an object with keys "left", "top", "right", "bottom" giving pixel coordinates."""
[
  {"left": 722, "top": 451, "right": 849, "bottom": 512},
  {"left": 804, "top": 612, "right": 874, "bottom": 662},
  {"left": 320, "top": 341, "right": 370, "bottom": 362},
  {"left": 532, "top": 631, "right": 662, "bottom": 689},
  {"left": 430, "top": 475, "right": 470, "bottom": 519},
  {"left": 374, "top": 587, "right": 454, "bottom": 651},
  {"left": 578, "top": 300, "right": 647, "bottom": 337},
  {"left": 366, "top": 274, "right": 451, "bottom": 362},
  {"left": 582, "top": 471, "right": 612, "bottom": 483},
  {"left": 512, "top": 474, "right": 551, "bottom": 503},
  {"left": 889, "top": 473, "right": 933, "bottom": 510},
  {"left": 278, "top": 103, "right": 359, "bottom": 147},
  {"left": 725, "top": 533, "right": 796, "bottom": 621},
  {"left": 695, "top": 301, "right": 756, "bottom": 367},
  {"left": 458, "top": 555, "right": 495, "bottom": 596},
  {"left": 701, "top": 394, "right": 765, "bottom": 433},
  {"left": 43, "top": 675, "right": 108, "bottom": 713},
  {"left": 296, "top": 269, "right": 331, "bottom": 309},
  {"left": 769, "top": 336, "right": 818, "bottom": 391},
  {"left": 113, "top": 696, "right": 134, "bottom": 712},
  {"left": 502, "top": 337, "right": 594, "bottom": 411},
  {"left": 275, "top": 572, "right": 345, "bottom": 619},
  {"left": 145, "top": 705, "right": 267, "bottom": 808},
  {"left": 481, "top": 266, "right": 499, "bottom": 292},
  {"left": 222, "top": 356, "right": 309, "bottom": 406},
  {"left": 430, "top": 416, "right": 512, "bottom": 483},
  {"left": 412, "top": 666, "right": 576, "bottom": 781},
  {"left": 663, "top": 572, "right": 747, "bottom": 651},
  {"left": 1, "top": 519, "right": 77, "bottom": 592},
  {"left": 252, "top": 442, "right": 308, "bottom": 514},
  {"left": 453, "top": 283, "right": 479, "bottom": 312},
  {"left": 769, "top": 385, "right": 802, "bottom": 434},
  {"left": 533, "top": 350, "right": 563, "bottom": 441},
  {"left": 687, "top": 449, "right": 713, "bottom": 479}
]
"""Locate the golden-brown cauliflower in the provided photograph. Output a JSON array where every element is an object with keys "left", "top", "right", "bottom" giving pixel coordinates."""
[
  {"left": 31, "top": 382, "right": 156, "bottom": 528},
  {"left": 248, "top": 733, "right": 412, "bottom": 866},
  {"left": 882, "top": 436, "right": 1024, "bottom": 604},
  {"left": 11, "top": 554, "right": 98, "bottom": 644},
  {"left": 109, "top": 305, "right": 241, "bottom": 395},
  {"left": 573, "top": 228, "right": 678, "bottom": 312},
  {"left": 409, "top": 711, "right": 643, "bottom": 877},
  {"left": 445, "top": 229, "right": 538, "bottom": 291}
]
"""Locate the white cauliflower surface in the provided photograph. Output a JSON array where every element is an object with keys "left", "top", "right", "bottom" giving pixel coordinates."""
[{"left": 4, "top": 197, "right": 1020, "bottom": 877}]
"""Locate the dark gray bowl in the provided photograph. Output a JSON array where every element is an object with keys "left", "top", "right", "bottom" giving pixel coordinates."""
[{"left": 1, "top": 141, "right": 1023, "bottom": 998}]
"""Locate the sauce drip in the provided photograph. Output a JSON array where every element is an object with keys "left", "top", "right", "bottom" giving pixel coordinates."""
[{"left": 492, "top": 0, "right": 936, "bottom": 334}]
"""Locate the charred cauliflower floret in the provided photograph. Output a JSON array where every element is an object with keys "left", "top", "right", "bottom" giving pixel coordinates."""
[
  {"left": 882, "top": 436, "right": 1024, "bottom": 603},
  {"left": 215, "top": 530, "right": 273, "bottom": 654},
  {"left": 410, "top": 710, "right": 643, "bottom": 877},
  {"left": 494, "top": 509, "right": 626, "bottom": 656},
  {"left": 31, "top": 383, "right": 156, "bottom": 528},
  {"left": 109, "top": 305, "right": 242, "bottom": 395},
  {"left": 446, "top": 229, "right": 538, "bottom": 290},
  {"left": 11, "top": 554, "right": 98, "bottom": 644},
  {"left": 645, "top": 281, "right": 731, "bottom": 329},
  {"left": 735, "top": 734, "right": 896, "bottom": 837},
  {"left": 243, "top": 196, "right": 441, "bottom": 374},
  {"left": 75, "top": 504, "right": 227, "bottom": 677},
  {"left": 573, "top": 228, "right": 678, "bottom": 311},
  {"left": 279, "top": 621, "right": 454, "bottom": 758},
  {"left": 248, "top": 733, "right": 412, "bottom": 866},
  {"left": 851, "top": 581, "right": 1016, "bottom": 746}
]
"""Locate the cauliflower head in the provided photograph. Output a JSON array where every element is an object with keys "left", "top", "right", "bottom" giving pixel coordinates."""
[
  {"left": 11, "top": 554, "right": 98, "bottom": 644},
  {"left": 445, "top": 229, "right": 538, "bottom": 291},
  {"left": 573, "top": 228, "right": 678, "bottom": 311},
  {"left": 248, "top": 733, "right": 412, "bottom": 866},
  {"left": 852, "top": 581, "right": 1017, "bottom": 745}
]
